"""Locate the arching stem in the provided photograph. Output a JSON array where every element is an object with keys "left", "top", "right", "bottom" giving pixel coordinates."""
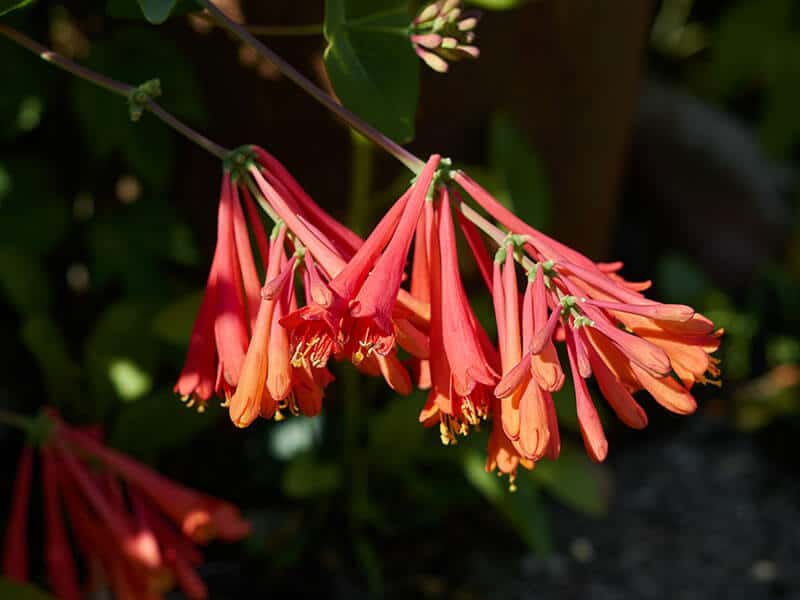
[
  {"left": 0, "top": 24, "right": 227, "bottom": 159},
  {"left": 194, "top": 0, "right": 426, "bottom": 174}
]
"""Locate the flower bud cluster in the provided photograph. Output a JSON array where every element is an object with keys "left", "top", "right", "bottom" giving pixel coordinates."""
[{"left": 411, "top": 0, "right": 480, "bottom": 72}]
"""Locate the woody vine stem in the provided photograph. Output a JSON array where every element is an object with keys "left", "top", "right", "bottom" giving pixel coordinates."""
[
  {"left": 0, "top": 18, "right": 514, "bottom": 258},
  {"left": 194, "top": 0, "right": 426, "bottom": 174},
  {"left": 0, "top": 24, "right": 227, "bottom": 159}
]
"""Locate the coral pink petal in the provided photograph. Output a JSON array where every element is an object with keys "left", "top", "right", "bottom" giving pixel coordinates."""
[{"left": 2, "top": 446, "right": 33, "bottom": 582}]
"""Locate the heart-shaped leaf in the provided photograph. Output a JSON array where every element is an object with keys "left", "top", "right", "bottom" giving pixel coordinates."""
[
  {"left": 107, "top": 0, "right": 196, "bottom": 21},
  {"left": 136, "top": 0, "right": 177, "bottom": 23}
]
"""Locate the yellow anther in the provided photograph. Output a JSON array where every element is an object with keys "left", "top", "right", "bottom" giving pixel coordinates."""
[{"left": 353, "top": 348, "right": 365, "bottom": 366}]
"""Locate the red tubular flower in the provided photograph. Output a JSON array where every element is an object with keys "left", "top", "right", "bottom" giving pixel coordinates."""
[
  {"left": 452, "top": 170, "right": 720, "bottom": 464},
  {"left": 178, "top": 147, "right": 437, "bottom": 416},
  {"left": 251, "top": 146, "right": 362, "bottom": 258},
  {"left": 2, "top": 445, "right": 33, "bottom": 582},
  {"left": 175, "top": 170, "right": 267, "bottom": 409},
  {"left": 59, "top": 424, "right": 250, "bottom": 544},
  {"left": 172, "top": 269, "right": 217, "bottom": 407},
  {"left": 228, "top": 226, "right": 288, "bottom": 428},
  {"left": 0, "top": 411, "right": 248, "bottom": 600},
  {"left": 41, "top": 446, "right": 82, "bottom": 600},
  {"left": 174, "top": 139, "right": 722, "bottom": 475},
  {"left": 438, "top": 189, "right": 496, "bottom": 398},
  {"left": 485, "top": 247, "right": 552, "bottom": 482},
  {"left": 346, "top": 155, "right": 440, "bottom": 364},
  {"left": 251, "top": 153, "right": 438, "bottom": 375},
  {"left": 566, "top": 327, "right": 608, "bottom": 462},
  {"left": 271, "top": 181, "right": 414, "bottom": 369},
  {"left": 212, "top": 175, "right": 251, "bottom": 395},
  {"left": 420, "top": 188, "right": 497, "bottom": 443}
]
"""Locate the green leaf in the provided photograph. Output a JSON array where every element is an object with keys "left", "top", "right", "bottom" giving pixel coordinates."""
[
  {"left": 20, "top": 315, "right": 81, "bottom": 404},
  {"left": 0, "top": 159, "right": 70, "bottom": 257},
  {"left": 136, "top": 0, "right": 177, "bottom": 23},
  {"left": 489, "top": 112, "right": 550, "bottom": 230},
  {"left": 152, "top": 290, "right": 203, "bottom": 346},
  {"left": 282, "top": 453, "right": 342, "bottom": 498},
  {"left": 0, "top": 249, "right": 50, "bottom": 314},
  {"left": 462, "top": 449, "right": 553, "bottom": 554},
  {"left": 711, "top": 0, "right": 792, "bottom": 96},
  {"left": 324, "top": 0, "right": 419, "bottom": 142},
  {"left": 466, "top": 0, "right": 528, "bottom": 9},
  {"left": 85, "top": 300, "right": 161, "bottom": 417},
  {"left": 368, "top": 390, "right": 427, "bottom": 466},
  {"left": 656, "top": 253, "right": 711, "bottom": 306},
  {"left": 532, "top": 443, "right": 610, "bottom": 517},
  {"left": 107, "top": 0, "right": 196, "bottom": 20},
  {"left": 758, "top": 42, "right": 800, "bottom": 156},
  {"left": 88, "top": 196, "right": 195, "bottom": 295},
  {"left": 110, "top": 391, "right": 221, "bottom": 460},
  {"left": 0, "top": 0, "right": 34, "bottom": 16},
  {"left": 0, "top": 579, "right": 57, "bottom": 600}
]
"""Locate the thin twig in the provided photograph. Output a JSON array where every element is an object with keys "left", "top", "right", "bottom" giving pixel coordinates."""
[
  {"left": 193, "top": 12, "right": 324, "bottom": 36},
  {"left": 194, "top": 0, "right": 426, "bottom": 174},
  {"left": 0, "top": 24, "right": 228, "bottom": 159}
]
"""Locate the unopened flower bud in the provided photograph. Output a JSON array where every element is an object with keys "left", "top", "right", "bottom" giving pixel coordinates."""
[{"left": 410, "top": 0, "right": 481, "bottom": 73}]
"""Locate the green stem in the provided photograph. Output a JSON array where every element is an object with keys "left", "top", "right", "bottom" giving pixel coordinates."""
[
  {"left": 0, "top": 409, "right": 35, "bottom": 432},
  {"left": 0, "top": 24, "right": 227, "bottom": 159},
  {"left": 342, "top": 132, "right": 374, "bottom": 528},
  {"left": 0, "top": 19, "right": 522, "bottom": 276},
  {"left": 347, "top": 130, "right": 375, "bottom": 236},
  {"left": 194, "top": 0, "right": 426, "bottom": 174}
]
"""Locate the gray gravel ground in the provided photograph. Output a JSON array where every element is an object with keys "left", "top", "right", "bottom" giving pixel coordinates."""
[{"left": 469, "top": 418, "right": 800, "bottom": 600}]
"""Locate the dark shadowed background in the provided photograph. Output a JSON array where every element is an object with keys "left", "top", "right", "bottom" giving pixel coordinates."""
[{"left": 1, "top": 0, "right": 799, "bottom": 598}]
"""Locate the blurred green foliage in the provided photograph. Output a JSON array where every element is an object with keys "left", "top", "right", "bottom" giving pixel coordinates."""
[
  {"left": 651, "top": 0, "right": 800, "bottom": 432},
  {"left": 710, "top": 0, "right": 800, "bottom": 156},
  {"left": 0, "top": 578, "right": 56, "bottom": 600}
]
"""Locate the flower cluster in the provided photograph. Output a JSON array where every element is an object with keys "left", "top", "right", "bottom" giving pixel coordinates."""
[
  {"left": 176, "top": 147, "right": 721, "bottom": 485},
  {"left": 453, "top": 172, "right": 721, "bottom": 483},
  {"left": 2, "top": 411, "right": 250, "bottom": 599},
  {"left": 411, "top": 0, "right": 480, "bottom": 73}
]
